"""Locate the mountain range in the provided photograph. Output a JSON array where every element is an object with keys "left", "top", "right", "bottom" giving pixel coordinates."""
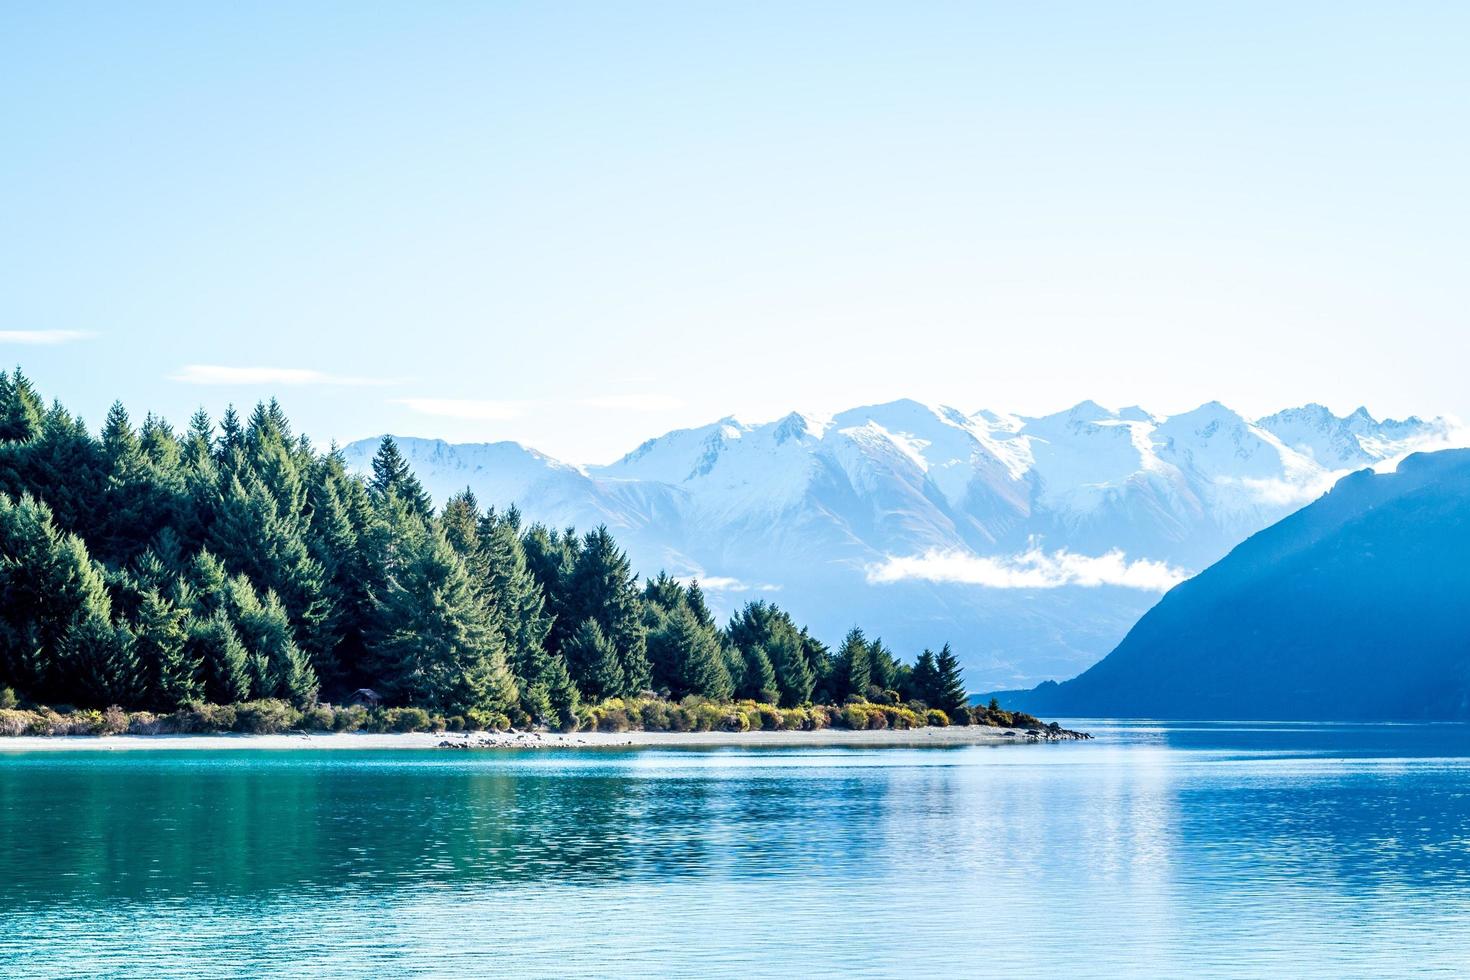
[
  {"left": 342, "top": 400, "right": 1464, "bottom": 691},
  {"left": 997, "top": 449, "right": 1470, "bottom": 719}
]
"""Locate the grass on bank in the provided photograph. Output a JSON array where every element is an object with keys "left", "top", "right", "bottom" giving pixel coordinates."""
[{"left": 0, "top": 685, "right": 1053, "bottom": 738}]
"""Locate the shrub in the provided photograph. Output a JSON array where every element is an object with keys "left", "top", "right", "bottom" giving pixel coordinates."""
[
  {"left": 839, "top": 704, "right": 868, "bottom": 730},
  {"left": 234, "top": 699, "right": 302, "bottom": 734},
  {"left": 169, "top": 702, "right": 237, "bottom": 733},
  {"left": 466, "top": 709, "right": 510, "bottom": 732},
  {"left": 886, "top": 706, "right": 920, "bottom": 730},
  {"left": 332, "top": 704, "right": 369, "bottom": 732},
  {"left": 692, "top": 702, "right": 723, "bottom": 732},
  {"left": 925, "top": 709, "right": 950, "bottom": 727},
  {"left": 126, "top": 711, "right": 164, "bottom": 735},
  {"left": 385, "top": 707, "right": 432, "bottom": 733},
  {"left": 100, "top": 705, "right": 128, "bottom": 736},
  {"left": 444, "top": 715, "right": 467, "bottom": 733},
  {"left": 754, "top": 703, "right": 783, "bottom": 731},
  {"left": 64, "top": 709, "right": 106, "bottom": 735},
  {"left": 0, "top": 709, "right": 31, "bottom": 737},
  {"left": 638, "top": 700, "right": 673, "bottom": 731},
  {"left": 595, "top": 706, "right": 631, "bottom": 732},
  {"left": 719, "top": 711, "right": 750, "bottom": 732},
  {"left": 300, "top": 705, "right": 336, "bottom": 732},
  {"left": 864, "top": 708, "right": 889, "bottom": 730},
  {"left": 0, "top": 686, "right": 17, "bottom": 710}
]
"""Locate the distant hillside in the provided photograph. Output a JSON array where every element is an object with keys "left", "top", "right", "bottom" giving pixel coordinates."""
[
  {"left": 344, "top": 400, "right": 1465, "bottom": 691},
  {"left": 996, "top": 449, "right": 1470, "bottom": 720}
]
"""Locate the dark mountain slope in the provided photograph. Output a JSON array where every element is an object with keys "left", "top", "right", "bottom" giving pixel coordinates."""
[{"left": 998, "top": 450, "right": 1470, "bottom": 720}]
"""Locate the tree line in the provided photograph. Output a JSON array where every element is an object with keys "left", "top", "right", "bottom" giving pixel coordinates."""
[{"left": 0, "top": 369, "right": 972, "bottom": 728}]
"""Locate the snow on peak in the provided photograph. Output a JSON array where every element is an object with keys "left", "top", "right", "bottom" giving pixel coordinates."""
[
  {"left": 1255, "top": 403, "right": 1460, "bottom": 470},
  {"left": 346, "top": 396, "right": 1469, "bottom": 585}
]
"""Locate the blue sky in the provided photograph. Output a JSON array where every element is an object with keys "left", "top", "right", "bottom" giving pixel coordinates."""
[{"left": 3, "top": 2, "right": 1468, "bottom": 462}]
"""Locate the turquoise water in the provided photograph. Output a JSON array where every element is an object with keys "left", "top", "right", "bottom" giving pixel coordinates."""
[{"left": 3, "top": 722, "right": 1470, "bottom": 977}]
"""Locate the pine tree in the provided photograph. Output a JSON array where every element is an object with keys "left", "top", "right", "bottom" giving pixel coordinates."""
[
  {"left": 304, "top": 449, "right": 372, "bottom": 684},
  {"left": 187, "top": 549, "right": 231, "bottom": 615},
  {"left": 209, "top": 464, "right": 328, "bottom": 667},
  {"left": 647, "top": 604, "right": 731, "bottom": 700},
  {"left": 440, "top": 489, "right": 482, "bottom": 557},
  {"left": 801, "top": 629, "right": 834, "bottom": 704},
  {"left": 563, "top": 618, "right": 624, "bottom": 702},
  {"left": 1, "top": 401, "right": 106, "bottom": 535},
  {"left": 368, "top": 436, "right": 433, "bottom": 519},
  {"left": 868, "top": 637, "right": 898, "bottom": 692},
  {"left": 64, "top": 615, "right": 144, "bottom": 709},
  {"left": 933, "top": 643, "right": 968, "bottom": 719},
  {"left": 0, "top": 493, "right": 61, "bottom": 692},
  {"left": 769, "top": 629, "right": 814, "bottom": 707},
  {"left": 367, "top": 525, "right": 515, "bottom": 718},
  {"left": 95, "top": 401, "right": 186, "bottom": 567},
  {"left": 907, "top": 648, "right": 941, "bottom": 706},
  {"left": 229, "top": 576, "right": 319, "bottom": 705},
  {"left": 0, "top": 495, "right": 119, "bottom": 699},
  {"left": 520, "top": 523, "right": 580, "bottom": 653},
  {"left": 643, "top": 571, "right": 685, "bottom": 612},
  {"left": 481, "top": 512, "right": 555, "bottom": 719},
  {"left": 725, "top": 600, "right": 811, "bottom": 706},
  {"left": 685, "top": 579, "right": 716, "bottom": 631},
  {"left": 564, "top": 526, "right": 649, "bottom": 695},
  {"left": 538, "top": 652, "right": 581, "bottom": 730},
  {"left": 188, "top": 609, "right": 251, "bottom": 704},
  {"left": 721, "top": 643, "right": 746, "bottom": 697},
  {"left": 834, "top": 627, "right": 872, "bottom": 701},
  {"left": 738, "top": 645, "right": 779, "bottom": 704},
  {"left": 134, "top": 588, "right": 200, "bottom": 709},
  {"left": 0, "top": 369, "right": 44, "bottom": 443},
  {"left": 139, "top": 413, "right": 181, "bottom": 472}
]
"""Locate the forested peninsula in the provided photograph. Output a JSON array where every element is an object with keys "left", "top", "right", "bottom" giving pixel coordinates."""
[{"left": 0, "top": 369, "right": 1056, "bottom": 740}]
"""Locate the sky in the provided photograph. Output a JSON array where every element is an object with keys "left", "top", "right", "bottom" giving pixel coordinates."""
[{"left": 3, "top": 1, "right": 1468, "bottom": 463}]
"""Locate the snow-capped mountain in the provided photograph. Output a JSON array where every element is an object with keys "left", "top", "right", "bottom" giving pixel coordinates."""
[{"left": 343, "top": 401, "right": 1465, "bottom": 691}]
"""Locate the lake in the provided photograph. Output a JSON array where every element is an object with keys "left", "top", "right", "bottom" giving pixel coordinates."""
[{"left": 3, "top": 722, "right": 1470, "bottom": 977}]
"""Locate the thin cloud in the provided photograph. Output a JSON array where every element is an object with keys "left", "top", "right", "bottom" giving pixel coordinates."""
[
  {"left": 673, "top": 574, "right": 781, "bottom": 593},
  {"left": 0, "top": 330, "right": 95, "bottom": 345},
  {"left": 393, "top": 397, "right": 530, "bottom": 421},
  {"left": 578, "top": 394, "right": 684, "bottom": 412},
  {"left": 695, "top": 576, "right": 781, "bottom": 593},
  {"left": 866, "top": 547, "right": 1189, "bottom": 591},
  {"left": 390, "top": 392, "right": 681, "bottom": 421},
  {"left": 172, "top": 365, "right": 396, "bottom": 387}
]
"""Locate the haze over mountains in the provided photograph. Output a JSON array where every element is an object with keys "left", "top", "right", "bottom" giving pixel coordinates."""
[
  {"left": 343, "top": 400, "right": 1464, "bottom": 690},
  {"left": 1000, "top": 449, "right": 1470, "bottom": 720}
]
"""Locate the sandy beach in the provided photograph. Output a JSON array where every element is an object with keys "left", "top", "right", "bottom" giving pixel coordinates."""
[{"left": 0, "top": 725, "right": 1082, "bottom": 752}]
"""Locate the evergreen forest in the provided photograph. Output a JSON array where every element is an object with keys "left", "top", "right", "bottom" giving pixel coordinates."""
[{"left": 0, "top": 369, "right": 1035, "bottom": 735}]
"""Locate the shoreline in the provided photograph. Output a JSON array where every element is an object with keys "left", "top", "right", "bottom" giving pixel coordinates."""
[{"left": 0, "top": 725, "right": 1087, "bottom": 753}]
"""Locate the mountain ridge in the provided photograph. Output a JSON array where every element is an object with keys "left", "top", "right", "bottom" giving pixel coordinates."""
[{"left": 342, "top": 400, "right": 1465, "bottom": 690}]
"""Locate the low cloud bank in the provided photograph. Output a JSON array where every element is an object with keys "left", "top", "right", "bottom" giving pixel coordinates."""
[
  {"left": 0, "top": 330, "right": 94, "bottom": 345},
  {"left": 866, "top": 547, "right": 1188, "bottom": 591},
  {"left": 393, "top": 397, "right": 528, "bottom": 421},
  {"left": 173, "top": 365, "right": 394, "bottom": 387}
]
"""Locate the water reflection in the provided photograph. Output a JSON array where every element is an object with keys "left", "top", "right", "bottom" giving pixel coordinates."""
[{"left": 3, "top": 728, "right": 1470, "bottom": 977}]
